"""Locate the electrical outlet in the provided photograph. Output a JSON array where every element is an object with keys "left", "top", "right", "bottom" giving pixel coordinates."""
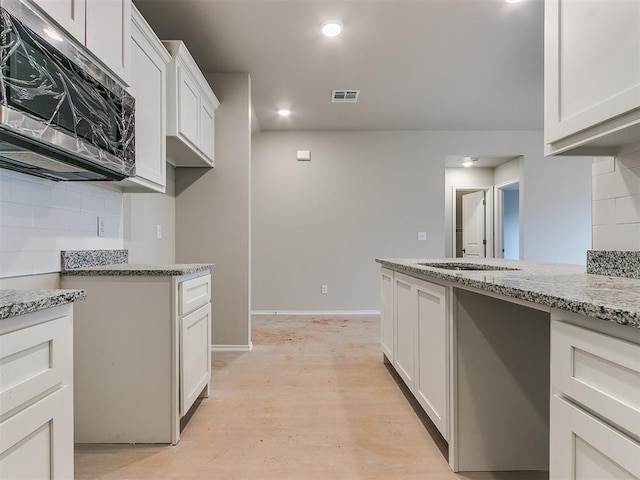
[
  {"left": 97, "top": 217, "right": 105, "bottom": 237},
  {"left": 418, "top": 231, "right": 427, "bottom": 241},
  {"left": 321, "top": 285, "right": 328, "bottom": 294},
  {"left": 156, "top": 224, "right": 162, "bottom": 239}
]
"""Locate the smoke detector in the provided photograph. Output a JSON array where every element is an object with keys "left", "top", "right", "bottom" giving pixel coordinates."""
[{"left": 331, "top": 90, "right": 360, "bottom": 103}]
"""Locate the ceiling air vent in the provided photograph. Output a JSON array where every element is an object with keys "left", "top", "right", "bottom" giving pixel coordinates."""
[{"left": 331, "top": 90, "right": 360, "bottom": 103}]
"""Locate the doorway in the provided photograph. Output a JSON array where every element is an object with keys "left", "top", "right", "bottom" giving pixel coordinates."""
[
  {"left": 496, "top": 181, "right": 520, "bottom": 259},
  {"left": 452, "top": 186, "right": 493, "bottom": 258}
]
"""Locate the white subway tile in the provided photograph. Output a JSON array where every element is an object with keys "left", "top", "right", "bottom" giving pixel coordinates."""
[
  {"left": 617, "top": 148, "right": 640, "bottom": 171},
  {"left": 592, "top": 157, "right": 615, "bottom": 176},
  {"left": 0, "top": 227, "right": 12, "bottom": 252},
  {"left": 0, "top": 202, "right": 32, "bottom": 228},
  {"left": 11, "top": 177, "right": 51, "bottom": 206},
  {"left": 0, "top": 251, "right": 32, "bottom": 278},
  {"left": 592, "top": 167, "right": 640, "bottom": 201},
  {"left": 0, "top": 176, "right": 11, "bottom": 202},
  {"left": 31, "top": 251, "right": 61, "bottom": 274},
  {"left": 51, "top": 188, "right": 83, "bottom": 211},
  {"left": 592, "top": 199, "right": 616, "bottom": 226},
  {"left": 102, "top": 215, "right": 122, "bottom": 235},
  {"left": 11, "top": 228, "right": 56, "bottom": 252},
  {"left": 592, "top": 224, "right": 640, "bottom": 250},
  {"left": 33, "top": 206, "right": 67, "bottom": 230},
  {"left": 104, "top": 197, "right": 123, "bottom": 216},
  {"left": 81, "top": 194, "right": 105, "bottom": 213},
  {"left": 615, "top": 195, "right": 640, "bottom": 224},
  {"left": 68, "top": 211, "right": 96, "bottom": 232}
]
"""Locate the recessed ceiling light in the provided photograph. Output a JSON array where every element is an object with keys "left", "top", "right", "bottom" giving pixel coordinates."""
[
  {"left": 462, "top": 161, "right": 474, "bottom": 168},
  {"left": 277, "top": 109, "right": 291, "bottom": 117},
  {"left": 462, "top": 156, "right": 478, "bottom": 167},
  {"left": 321, "top": 20, "right": 343, "bottom": 37}
]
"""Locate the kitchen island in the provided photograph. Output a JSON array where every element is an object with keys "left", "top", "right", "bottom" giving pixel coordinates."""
[{"left": 377, "top": 258, "right": 640, "bottom": 478}]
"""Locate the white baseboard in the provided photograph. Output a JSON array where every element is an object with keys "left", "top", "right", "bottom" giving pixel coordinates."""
[
  {"left": 251, "top": 310, "right": 380, "bottom": 316},
  {"left": 211, "top": 343, "right": 253, "bottom": 352}
]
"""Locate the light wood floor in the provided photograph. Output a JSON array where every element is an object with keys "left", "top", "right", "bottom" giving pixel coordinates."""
[{"left": 75, "top": 315, "right": 547, "bottom": 479}]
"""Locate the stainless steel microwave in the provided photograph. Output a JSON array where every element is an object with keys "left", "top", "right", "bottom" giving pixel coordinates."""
[{"left": 0, "top": 0, "right": 135, "bottom": 181}]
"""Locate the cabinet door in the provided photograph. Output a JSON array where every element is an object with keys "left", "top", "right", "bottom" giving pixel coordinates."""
[
  {"left": 85, "top": 0, "right": 131, "bottom": 85},
  {"left": 550, "top": 395, "right": 640, "bottom": 479},
  {"left": 180, "top": 303, "right": 211, "bottom": 416},
  {"left": 177, "top": 65, "right": 201, "bottom": 149},
  {"left": 380, "top": 268, "right": 394, "bottom": 363},
  {"left": 415, "top": 279, "right": 449, "bottom": 440},
  {"left": 199, "top": 98, "right": 216, "bottom": 165},
  {"left": 544, "top": 0, "right": 640, "bottom": 147},
  {"left": 129, "top": 13, "right": 167, "bottom": 191},
  {"left": 0, "top": 386, "right": 73, "bottom": 480},
  {"left": 394, "top": 273, "right": 416, "bottom": 391},
  {"left": 31, "top": 0, "right": 85, "bottom": 43}
]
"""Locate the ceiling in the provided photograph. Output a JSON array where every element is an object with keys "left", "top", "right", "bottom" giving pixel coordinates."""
[
  {"left": 133, "top": 0, "right": 544, "bottom": 133},
  {"left": 444, "top": 155, "right": 519, "bottom": 169}
]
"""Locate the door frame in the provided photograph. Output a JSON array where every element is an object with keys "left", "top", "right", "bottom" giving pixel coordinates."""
[
  {"left": 494, "top": 178, "right": 520, "bottom": 259},
  {"left": 451, "top": 185, "right": 494, "bottom": 258}
]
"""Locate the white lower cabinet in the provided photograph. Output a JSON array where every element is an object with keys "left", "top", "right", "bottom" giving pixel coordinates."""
[
  {"left": 380, "top": 268, "right": 394, "bottom": 362},
  {"left": 394, "top": 272, "right": 417, "bottom": 391},
  {"left": 550, "top": 310, "right": 640, "bottom": 479},
  {"left": 415, "top": 278, "right": 449, "bottom": 440},
  {"left": 383, "top": 268, "right": 450, "bottom": 440},
  {"left": 61, "top": 272, "right": 212, "bottom": 444},
  {"left": 0, "top": 305, "right": 74, "bottom": 480}
]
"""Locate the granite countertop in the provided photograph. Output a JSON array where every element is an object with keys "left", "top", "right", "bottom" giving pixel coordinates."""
[
  {"left": 61, "top": 263, "right": 215, "bottom": 276},
  {"left": 376, "top": 258, "right": 640, "bottom": 328},
  {"left": 0, "top": 289, "right": 86, "bottom": 320}
]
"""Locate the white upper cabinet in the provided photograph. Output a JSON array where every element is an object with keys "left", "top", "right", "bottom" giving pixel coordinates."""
[
  {"left": 31, "top": 0, "right": 85, "bottom": 42},
  {"left": 31, "top": 0, "right": 131, "bottom": 86},
  {"left": 163, "top": 40, "right": 220, "bottom": 167},
  {"left": 120, "top": 5, "right": 170, "bottom": 193},
  {"left": 544, "top": 0, "right": 640, "bottom": 155}
]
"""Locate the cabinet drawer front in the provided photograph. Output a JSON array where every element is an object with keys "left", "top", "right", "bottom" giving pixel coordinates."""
[
  {"left": 552, "top": 321, "right": 640, "bottom": 438},
  {"left": 180, "top": 303, "right": 211, "bottom": 416},
  {"left": 0, "top": 385, "right": 73, "bottom": 479},
  {"left": 550, "top": 395, "right": 640, "bottom": 479},
  {"left": 0, "top": 315, "right": 72, "bottom": 417},
  {"left": 179, "top": 274, "right": 211, "bottom": 316}
]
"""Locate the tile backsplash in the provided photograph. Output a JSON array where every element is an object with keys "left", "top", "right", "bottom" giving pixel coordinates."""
[
  {"left": 592, "top": 145, "right": 640, "bottom": 250},
  {"left": 0, "top": 169, "right": 124, "bottom": 278}
]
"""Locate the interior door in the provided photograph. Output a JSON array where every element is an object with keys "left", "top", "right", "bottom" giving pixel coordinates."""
[{"left": 462, "top": 190, "right": 485, "bottom": 258}]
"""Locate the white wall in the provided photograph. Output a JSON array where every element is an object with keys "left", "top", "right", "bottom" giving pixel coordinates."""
[
  {"left": 494, "top": 157, "right": 523, "bottom": 186},
  {"left": 591, "top": 145, "right": 640, "bottom": 250},
  {"left": 0, "top": 169, "right": 123, "bottom": 278},
  {"left": 176, "top": 73, "right": 252, "bottom": 348},
  {"left": 252, "top": 130, "right": 592, "bottom": 312},
  {"left": 124, "top": 166, "right": 176, "bottom": 264},
  {"left": 503, "top": 189, "right": 520, "bottom": 260}
]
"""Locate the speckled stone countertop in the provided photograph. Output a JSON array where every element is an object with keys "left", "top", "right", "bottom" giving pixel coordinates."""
[
  {"left": 376, "top": 258, "right": 640, "bottom": 328},
  {"left": 0, "top": 289, "right": 86, "bottom": 320},
  {"left": 61, "top": 264, "right": 215, "bottom": 276}
]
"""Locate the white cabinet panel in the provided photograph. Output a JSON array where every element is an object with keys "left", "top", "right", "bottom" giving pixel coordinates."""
[
  {"left": 31, "top": 0, "right": 85, "bottom": 42},
  {"left": 544, "top": 0, "right": 640, "bottom": 155},
  {"left": 552, "top": 320, "right": 640, "bottom": 438},
  {"left": 550, "top": 395, "right": 640, "bottom": 480},
  {"left": 85, "top": 0, "right": 131, "bottom": 85},
  {"left": 394, "top": 273, "right": 416, "bottom": 391},
  {"left": 415, "top": 278, "right": 448, "bottom": 440},
  {"left": 199, "top": 98, "right": 216, "bottom": 164},
  {"left": 179, "top": 273, "right": 211, "bottom": 316},
  {"left": 178, "top": 66, "right": 201, "bottom": 149},
  {"left": 380, "top": 268, "right": 394, "bottom": 362},
  {"left": 0, "top": 386, "right": 73, "bottom": 480},
  {"left": 121, "top": 5, "right": 170, "bottom": 193},
  {"left": 180, "top": 303, "right": 211, "bottom": 416}
]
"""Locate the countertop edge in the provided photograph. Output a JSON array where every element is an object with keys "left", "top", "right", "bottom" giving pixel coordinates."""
[{"left": 0, "top": 289, "right": 86, "bottom": 320}]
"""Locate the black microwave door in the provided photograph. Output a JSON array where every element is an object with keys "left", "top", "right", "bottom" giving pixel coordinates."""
[{"left": 0, "top": 8, "right": 124, "bottom": 157}]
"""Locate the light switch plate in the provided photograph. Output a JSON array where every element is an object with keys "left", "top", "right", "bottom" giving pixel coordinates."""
[
  {"left": 418, "top": 231, "right": 427, "bottom": 241},
  {"left": 297, "top": 150, "right": 311, "bottom": 161}
]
